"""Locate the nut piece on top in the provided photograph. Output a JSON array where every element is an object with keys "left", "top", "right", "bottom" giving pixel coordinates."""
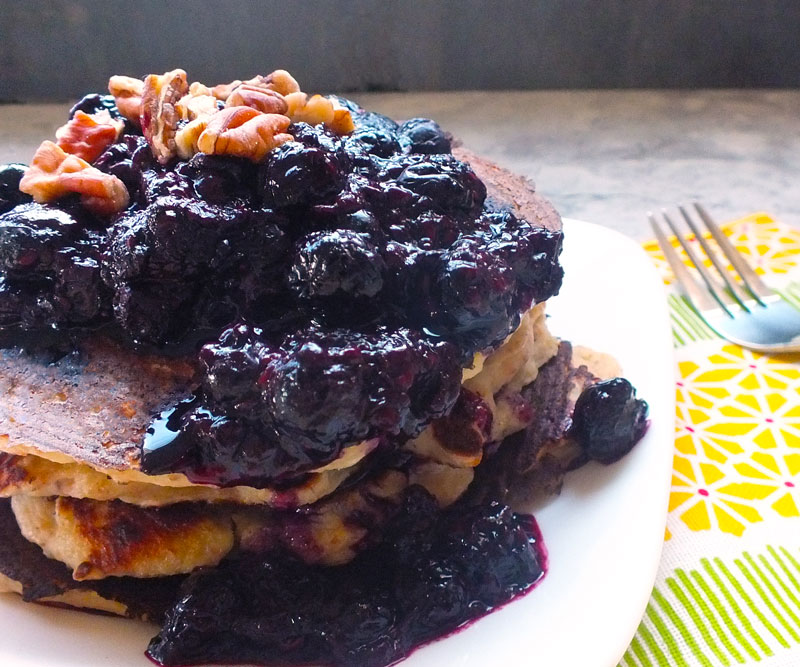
[
  {"left": 196, "top": 107, "right": 293, "bottom": 162},
  {"left": 140, "top": 69, "right": 190, "bottom": 165},
  {"left": 18, "top": 141, "right": 129, "bottom": 215},
  {"left": 55, "top": 110, "right": 125, "bottom": 163},
  {"left": 108, "top": 75, "right": 144, "bottom": 124},
  {"left": 285, "top": 93, "right": 355, "bottom": 135},
  {"left": 226, "top": 84, "right": 289, "bottom": 115},
  {"left": 19, "top": 67, "right": 355, "bottom": 213}
]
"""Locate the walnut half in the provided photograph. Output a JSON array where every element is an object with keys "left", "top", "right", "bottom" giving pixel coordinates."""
[
  {"left": 55, "top": 110, "right": 125, "bottom": 163},
  {"left": 196, "top": 107, "right": 292, "bottom": 162},
  {"left": 19, "top": 141, "right": 130, "bottom": 215}
]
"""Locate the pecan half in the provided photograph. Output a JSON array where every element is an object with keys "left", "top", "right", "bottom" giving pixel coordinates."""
[
  {"left": 196, "top": 107, "right": 292, "bottom": 162},
  {"left": 175, "top": 117, "right": 209, "bottom": 160},
  {"left": 176, "top": 92, "right": 219, "bottom": 122},
  {"left": 55, "top": 110, "right": 125, "bottom": 163},
  {"left": 211, "top": 79, "right": 242, "bottom": 101},
  {"left": 19, "top": 141, "right": 129, "bottom": 215},
  {"left": 226, "top": 84, "right": 288, "bottom": 115},
  {"left": 189, "top": 81, "right": 213, "bottom": 97},
  {"left": 286, "top": 93, "right": 354, "bottom": 134},
  {"left": 140, "top": 69, "right": 189, "bottom": 165},
  {"left": 262, "top": 70, "right": 301, "bottom": 96},
  {"left": 108, "top": 75, "right": 144, "bottom": 124}
]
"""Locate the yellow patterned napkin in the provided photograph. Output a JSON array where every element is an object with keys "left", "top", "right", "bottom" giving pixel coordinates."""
[{"left": 619, "top": 214, "right": 800, "bottom": 667}]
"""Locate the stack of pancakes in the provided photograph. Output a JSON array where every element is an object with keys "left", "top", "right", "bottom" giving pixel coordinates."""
[{"left": 0, "top": 151, "right": 614, "bottom": 620}]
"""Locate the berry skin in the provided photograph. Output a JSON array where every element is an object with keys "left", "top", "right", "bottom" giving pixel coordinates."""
[
  {"left": 352, "top": 110, "right": 399, "bottom": 134},
  {"left": 290, "top": 230, "right": 386, "bottom": 300},
  {"left": 68, "top": 93, "right": 121, "bottom": 119},
  {"left": 398, "top": 118, "right": 451, "bottom": 154},
  {"left": 571, "top": 378, "right": 649, "bottom": 463},
  {"left": 435, "top": 238, "right": 518, "bottom": 350},
  {"left": 392, "top": 154, "right": 486, "bottom": 216},
  {"left": 260, "top": 140, "right": 346, "bottom": 208},
  {"left": 0, "top": 164, "right": 33, "bottom": 214}
]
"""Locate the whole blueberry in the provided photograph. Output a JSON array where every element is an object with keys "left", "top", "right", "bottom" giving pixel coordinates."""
[
  {"left": 346, "top": 127, "right": 401, "bottom": 158},
  {"left": 261, "top": 338, "right": 371, "bottom": 457},
  {"left": 199, "top": 321, "right": 268, "bottom": 408},
  {"left": 68, "top": 93, "right": 121, "bottom": 119},
  {"left": 436, "top": 239, "right": 518, "bottom": 349},
  {"left": 0, "top": 164, "right": 33, "bottom": 214},
  {"left": 0, "top": 203, "right": 78, "bottom": 274},
  {"left": 571, "top": 378, "right": 649, "bottom": 463},
  {"left": 394, "top": 155, "right": 486, "bottom": 215},
  {"left": 399, "top": 118, "right": 451, "bottom": 154},
  {"left": 261, "top": 141, "right": 345, "bottom": 208},
  {"left": 290, "top": 230, "right": 385, "bottom": 300},
  {"left": 182, "top": 154, "right": 256, "bottom": 206}
]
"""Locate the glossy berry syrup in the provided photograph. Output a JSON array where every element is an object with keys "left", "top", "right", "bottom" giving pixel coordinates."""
[
  {"left": 0, "top": 99, "right": 564, "bottom": 488},
  {"left": 146, "top": 488, "right": 547, "bottom": 667}
]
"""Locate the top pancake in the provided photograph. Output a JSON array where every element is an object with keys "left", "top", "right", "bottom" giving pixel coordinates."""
[{"left": 0, "top": 153, "right": 562, "bottom": 478}]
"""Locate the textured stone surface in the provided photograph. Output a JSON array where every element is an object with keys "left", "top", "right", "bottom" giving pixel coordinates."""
[{"left": 2, "top": 90, "right": 800, "bottom": 239}]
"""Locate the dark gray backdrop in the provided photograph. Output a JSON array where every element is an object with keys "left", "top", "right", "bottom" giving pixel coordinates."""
[{"left": 2, "top": 0, "right": 799, "bottom": 102}]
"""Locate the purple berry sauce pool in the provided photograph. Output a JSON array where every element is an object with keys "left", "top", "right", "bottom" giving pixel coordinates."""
[{"left": 146, "top": 490, "right": 548, "bottom": 667}]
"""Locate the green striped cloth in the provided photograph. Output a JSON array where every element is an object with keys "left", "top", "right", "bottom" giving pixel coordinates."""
[{"left": 620, "top": 214, "right": 800, "bottom": 667}]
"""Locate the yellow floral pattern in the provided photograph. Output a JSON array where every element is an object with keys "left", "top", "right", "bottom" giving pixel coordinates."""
[
  {"left": 644, "top": 212, "right": 800, "bottom": 286},
  {"left": 647, "top": 214, "right": 800, "bottom": 540}
]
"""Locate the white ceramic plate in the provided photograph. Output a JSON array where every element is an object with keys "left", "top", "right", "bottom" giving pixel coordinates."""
[{"left": 0, "top": 219, "right": 675, "bottom": 667}]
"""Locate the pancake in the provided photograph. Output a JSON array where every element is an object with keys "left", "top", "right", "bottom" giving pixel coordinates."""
[
  {"left": 0, "top": 146, "right": 576, "bottom": 601},
  {"left": 0, "top": 150, "right": 561, "bottom": 478},
  {"left": 0, "top": 497, "right": 184, "bottom": 620},
  {"left": 11, "top": 494, "right": 235, "bottom": 580},
  {"left": 0, "top": 303, "right": 556, "bottom": 509},
  {"left": 6, "top": 339, "right": 616, "bottom": 582}
]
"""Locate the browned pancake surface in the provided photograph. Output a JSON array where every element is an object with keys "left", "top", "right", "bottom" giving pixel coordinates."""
[
  {"left": 0, "top": 498, "right": 184, "bottom": 620},
  {"left": 0, "top": 337, "right": 196, "bottom": 470}
]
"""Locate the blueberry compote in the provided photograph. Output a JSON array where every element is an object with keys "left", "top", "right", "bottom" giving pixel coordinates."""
[
  {"left": 147, "top": 487, "right": 547, "bottom": 667},
  {"left": 0, "top": 89, "right": 650, "bottom": 667},
  {"left": 0, "top": 99, "right": 564, "bottom": 487}
]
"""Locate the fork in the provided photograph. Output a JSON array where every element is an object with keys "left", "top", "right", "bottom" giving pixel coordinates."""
[{"left": 649, "top": 203, "right": 800, "bottom": 353}]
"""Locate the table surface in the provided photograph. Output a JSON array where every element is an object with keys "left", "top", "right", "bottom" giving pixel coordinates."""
[{"left": 2, "top": 90, "right": 799, "bottom": 240}]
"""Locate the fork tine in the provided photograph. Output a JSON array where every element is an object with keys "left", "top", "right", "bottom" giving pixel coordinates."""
[
  {"left": 693, "top": 203, "right": 773, "bottom": 304},
  {"left": 678, "top": 205, "right": 752, "bottom": 311},
  {"left": 661, "top": 210, "right": 736, "bottom": 317},
  {"left": 648, "top": 213, "right": 720, "bottom": 314}
]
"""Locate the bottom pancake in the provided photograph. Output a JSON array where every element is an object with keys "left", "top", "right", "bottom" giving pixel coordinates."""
[{"left": 0, "top": 497, "right": 184, "bottom": 620}]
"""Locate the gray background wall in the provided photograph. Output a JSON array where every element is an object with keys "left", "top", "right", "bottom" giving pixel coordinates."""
[{"left": 2, "top": 0, "right": 800, "bottom": 102}]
